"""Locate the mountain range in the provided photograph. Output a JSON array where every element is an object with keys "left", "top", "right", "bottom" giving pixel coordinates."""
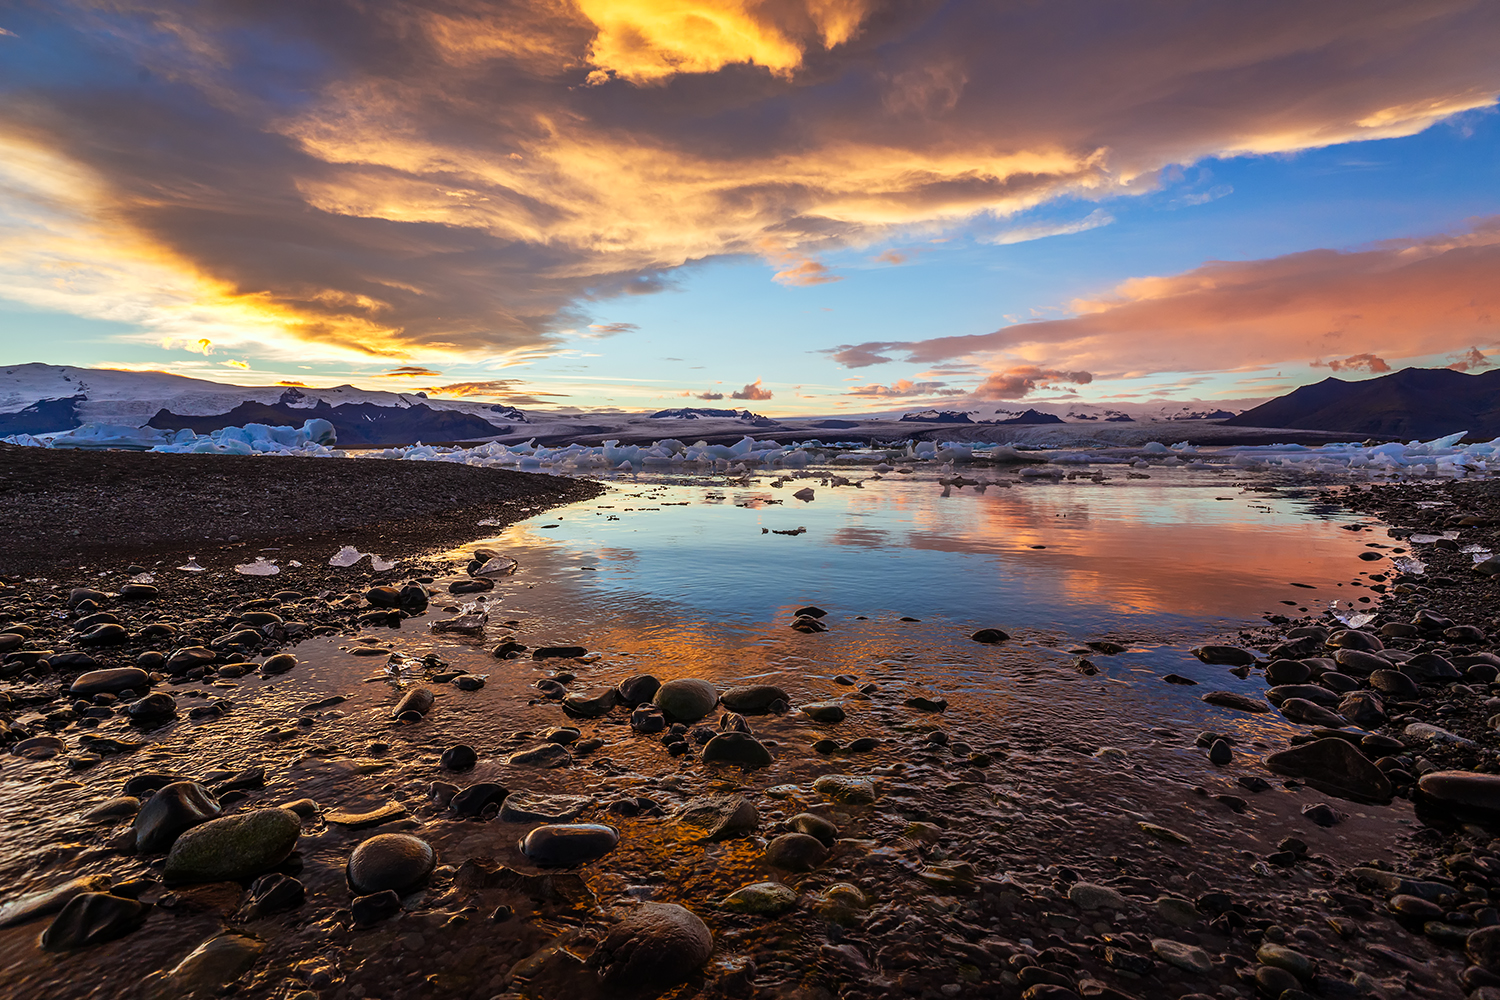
[{"left": 1225, "top": 367, "right": 1500, "bottom": 440}]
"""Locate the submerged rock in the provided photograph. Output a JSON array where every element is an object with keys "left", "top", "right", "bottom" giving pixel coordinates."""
[
  {"left": 672, "top": 795, "right": 758, "bottom": 842},
  {"left": 140, "top": 932, "right": 264, "bottom": 997},
  {"left": 1265, "top": 738, "right": 1392, "bottom": 803},
  {"left": 719, "top": 685, "right": 790, "bottom": 714},
  {"left": 762, "top": 833, "right": 829, "bottom": 871},
  {"left": 0, "top": 875, "right": 113, "bottom": 928},
  {"left": 701, "top": 732, "right": 772, "bottom": 768},
  {"left": 720, "top": 882, "right": 797, "bottom": 915}
]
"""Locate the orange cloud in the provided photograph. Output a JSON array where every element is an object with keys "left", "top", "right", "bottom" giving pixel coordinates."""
[
  {"left": 730, "top": 378, "right": 773, "bottom": 400},
  {"left": 1313, "top": 353, "right": 1390, "bottom": 374},
  {"left": 832, "top": 217, "right": 1500, "bottom": 379},
  {"left": 847, "top": 378, "right": 964, "bottom": 397},
  {"left": 4, "top": 1, "right": 1499, "bottom": 360}
]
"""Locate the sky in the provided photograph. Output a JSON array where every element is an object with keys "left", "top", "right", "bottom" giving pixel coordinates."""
[{"left": 1, "top": 0, "right": 1498, "bottom": 416}]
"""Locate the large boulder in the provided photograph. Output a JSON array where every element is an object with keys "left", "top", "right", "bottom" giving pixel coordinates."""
[
  {"left": 164, "top": 808, "right": 301, "bottom": 883},
  {"left": 590, "top": 903, "right": 713, "bottom": 990},
  {"left": 1265, "top": 738, "right": 1392, "bottom": 803},
  {"left": 653, "top": 679, "right": 718, "bottom": 723}
]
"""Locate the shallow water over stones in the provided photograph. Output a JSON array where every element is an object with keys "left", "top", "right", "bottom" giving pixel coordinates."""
[{"left": 0, "top": 469, "right": 1463, "bottom": 998}]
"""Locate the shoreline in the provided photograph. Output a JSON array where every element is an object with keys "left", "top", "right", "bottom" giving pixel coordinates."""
[{"left": 2, "top": 459, "right": 1500, "bottom": 999}]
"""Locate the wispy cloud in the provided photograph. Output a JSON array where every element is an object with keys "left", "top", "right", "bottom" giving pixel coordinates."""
[
  {"left": 383, "top": 366, "right": 443, "bottom": 378},
  {"left": 847, "top": 379, "right": 964, "bottom": 398},
  {"left": 584, "top": 322, "right": 639, "bottom": 338},
  {"left": 985, "top": 209, "right": 1114, "bottom": 246}
]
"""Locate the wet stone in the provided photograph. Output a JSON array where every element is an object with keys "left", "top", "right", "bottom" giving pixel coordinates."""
[
  {"left": 125, "top": 692, "right": 177, "bottom": 725},
  {"left": 719, "top": 882, "right": 798, "bottom": 916},
  {"left": 347, "top": 833, "right": 437, "bottom": 895},
  {"left": 134, "top": 781, "right": 221, "bottom": 853},
  {"left": 719, "top": 684, "right": 790, "bottom": 714},
  {"left": 241, "top": 873, "right": 305, "bottom": 919},
  {"left": 0, "top": 875, "right": 113, "bottom": 929},
  {"left": 814, "top": 774, "right": 877, "bottom": 804},
  {"left": 1201, "top": 691, "right": 1270, "bottom": 713},
  {"left": 451, "top": 783, "right": 509, "bottom": 818},
  {"left": 440, "top": 744, "right": 478, "bottom": 771},
  {"left": 614, "top": 673, "right": 661, "bottom": 706},
  {"left": 140, "top": 932, "right": 264, "bottom": 996},
  {"left": 1069, "top": 882, "right": 1127, "bottom": 911},
  {"left": 653, "top": 678, "right": 718, "bottom": 722},
  {"left": 261, "top": 652, "right": 297, "bottom": 675},
  {"left": 324, "top": 801, "right": 406, "bottom": 828},
  {"left": 518, "top": 823, "right": 619, "bottom": 867},
  {"left": 801, "top": 702, "right": 846, "bottom": 723},
  {"left": 672, "top": 794, "right": 758, "bottom": 842},
  {"left": 790, "top": 812, "right": 839, "bottom": 845},
  {"left": 591, "top": 903, "right": 713, "bottom": 990},
  {"left": 505, "top": 743, "right": 571, "bottom": 767},
  {"left": 164, "top": 808, "right": 301, "bottom": 884},
  {"left": 702, "top": 732, "right": 773, "bottom": 768},
  {"left": 1152, "top": 938, "right": 1212, "bottom": 974},
  {"left": 70, "top": 667, "right": 150, "bottom": 698},
  {"left": 1418, "top": 771, "right": 1500, "bottom": 813},
  {"left": 762, "top": 832, "right": 829, "bottom": 872},
  {"left": 563, "top": 688, "right": 616, "bottom": 718},
  {"left": 391, "top": 687, "right": 434, "bottom": 720},
  {"left": 631, "top": 704, "right": 666, "bottom": 733},
  {"left": 351, "top": 889, "right": 402, "bottom": 927},
  {"left": 40, "top": 893, "right": 148, "bottom": 951},
  {"left": 1191, "top": 645, "right": 1256, "bottom": 665},
  {"left": 1266, "top": 738, "right": 1392, "bottom": 802},
  {"left": 500, "top": 793, "right": 591, "bottom": 823}
]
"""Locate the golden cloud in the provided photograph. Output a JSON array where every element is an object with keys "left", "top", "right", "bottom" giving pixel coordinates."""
[{"left": 3, "top": 0, "right": 1499, "bottom": 361}]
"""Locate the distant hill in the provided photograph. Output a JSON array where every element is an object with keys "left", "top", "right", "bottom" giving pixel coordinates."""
[
  {"left": 992, "top": 408, "right": 1064, "bottom": 426},
  {"left": 1224, "top": 368, "right": 1500, "bottom": 439}
]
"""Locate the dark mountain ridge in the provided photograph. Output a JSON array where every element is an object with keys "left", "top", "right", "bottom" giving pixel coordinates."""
[
  {"left": 148, "top": 399, "right": 510, "bottom": 447},
  {"left": 1224, "top": 367, "right": 1500, "bottom": 439}
]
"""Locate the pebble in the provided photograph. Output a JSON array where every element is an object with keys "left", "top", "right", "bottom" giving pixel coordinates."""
[
  {"left": 1417, "top": 771, "right": 1500, "bottom": 813},
  {"left": 1152, "top": 938, "right": 1212, "bottom": 973},
  {"left": 518, "top": 823, "right": 619, "bottom": 866},
  {"left": 813, "top": 775, "right": 877, "bottom": 804},
  {"left": 801, "top": 702, "right": 846, "bottom": 723},
  {"left": 504, "top": 743, "right": 571, "bottom": 767},
  {"left": 614, "top": 674, "right": 661, "bottom": 706},
  {"left": 140, "top": 932, "right": 264, "bottom": 996},
  {"left": 1265, "top": 738, "right": 1392, "bottom": 803},
  {"left": 450, "top": 782, "right": 509, "bottom": 817},
  {"left": 440, "top": 744, "right": 478, "bottom": 771},
  {"left": 790, "top": 812, "right": 839, "bottom": 845},
  {"left": 0, "top": 875, "right": 112, "bottom": 928},
  {"left": 719, "top": 684, "right": 790, "bottom": 714},
  {"left": 391, "top": 687, "right": 434, "bottom": 720},
  {"left": 1191, "top": 645, "right": 1256, "bottom": 665},
  {"left": 500, "top": 792, "right": 591, "bottom": 823},
  {"left": 1069, "top": 882, "right": 1127, "bottom": 910},
  {"left": 324, "top": 801, "right": 406, "bottom": 827},
  {"left": 164, "top": 808, "right": 301, "bottom": 883},
  {"left": 351, "top": 889, "right": 402, "bottom": 926},
  {"left": 347, "top": 833, "right": 437, "bottom": 894},
  {"left": 1208, "top": 739, "right": 1232, "bottom": 765},
  {"left": 1200, "top": 691, "right": 1269, "bottom": 713}
]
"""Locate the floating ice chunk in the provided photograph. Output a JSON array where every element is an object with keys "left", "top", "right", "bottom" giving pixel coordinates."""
[
  {"left": 176, "top": 558, "right": 206, "bottom": 573},
  {"left": 328, "top": 546, "right": 365, "bottom": 568},
  {"left": 475, "top": 556, "right": 518, "bottom": 577},
  {"left": 235, "top": 557, "right": 280, "bottom": 576},
  {"left": 1391, "top": 555, "right": 1426, "bottom": 575}
]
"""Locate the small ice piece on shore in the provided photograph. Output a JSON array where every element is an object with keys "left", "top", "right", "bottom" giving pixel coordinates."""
[
  {"left": 475, "top": 556, "right": 518, "bottom": 577},
  {"left": 235, "top": 557, "right": 280, "bottom": 576},
  {"left": 176, "top": 558, "right": 206, "bottom": 573},
  {"left": 130, "top": 572, "right": 155, "bottom": 584},
  {"left": 1331, "top": 603, "right": 1376, "bottom": 629},
  {"left": 329, "top": 546, "right": 365, "bottom": 567},
  {"left": 477, "top": 518, "right": 504, "bottom": 526},
  {"left": 288, "top": 560, "right": 303, "bottom": 568},
  {"left": 1472, "top": 549, "right": 1495, "bottom": 564},
  {"left": 370, "top": 555, "right": 397, "bottom": 571}
]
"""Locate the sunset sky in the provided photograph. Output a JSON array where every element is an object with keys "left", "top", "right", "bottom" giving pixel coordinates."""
[{"left": 1, "top": 1, "right": 1498, "bottom": 414}]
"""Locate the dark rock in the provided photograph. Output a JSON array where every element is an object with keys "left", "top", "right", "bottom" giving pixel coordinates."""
[
  {"left": 260, "top": 652, "right": 297, "bottom": 675},
  {"left": 562, "top": 688, "right": 617, "bottom": 718},
  {"left": 1201, "top": 691, "right": 1269, "bottom": 713},
  {"left": 970, "top": 628, "right": 1009, "bottom": 643},
  {"left": 518, "top": 823, "right": 619, "bottom": 867},
  {"left": 165, "top": 647, "right": 216, "bottom": 674},
  {"left": 1327, "top": 629, "right": 1382, "bottom": 652},
  {"left": 391, "top": 687, "right": 434, "bottom": 719},
  {"left": 1338, "top": 692, "right": 1386, "bottom": 728},
  {"left": 1266, "top": 684, "right": 1341, "bottom": 707},
  {"left": 591, "top": 903, "right": 713, "bottom": 990},
  {"left": 903, "top": 693, "right": 948, "bottom": 712},
  {"left": 654, "top": 678, "right": 718, "bottom": 722},
  {"left": 790, "top": 812, "right": 839, "bottom": 845},
  {"left": 1279, "top": 698, "right": 1347, "bottom": 728},
  {"left": 40, "top": 893, "right": 147, "bottom": 950},
  {"left": 1191, "top": 645, "right": 1256, "bottom": 666},
  {"left": 631, "top": 704, "right": 666, "bottom": 733},
  {"left": 451, "top": 782, "right": 509, "bottom": 817},
  {"left": 241, "top": 873, "right": 304, "bottom": 919},
  {"left": 672, "top": 795, "right": 758, "bottom": 842},
  {"left": 763, "top": 832, "right": 829, "bottom": 871},
  {"left": 351, "top": 889, "right": 402, "bottom": 926},
  {"left": 134, "top": 781, "right": 221, "bottom": 853},
  {"left": 1265, "top": 738, "right": 1392, "bottom": 803},
  {"left": 794, "top": 606, "right": 828, "bottom": 619},
  {"left": 533, "top": 645, "right": 587, "bottom": 660},
  {"left": 719, "top": 685, "right": 790, "bottom": 714},
  {"left": 440, "top": 744, "right": 478, "bottom": 771},
  {"left": 614, "top": 674, "right": 661, "bottom": 706},
  {"left": 125, "top": 692, "right": 177, "bottom": 725},
  {"left": 1266, "top": 659, "right": 1312, "bottom": 685},
  {"left": 1332, "top": 648, "right": 1388, "bottom": 676},
  {"left": 347, "top": 833, "right": 437, "bottom": 894},
  {"left": 70, "top": 667, "right": 150, "bottom": 698},
  {"left": 500, "top": 793, "right": 590, "bottom": 823},
  {"left": 1209, "top": 740, "right": 1232, "bottom": 765},
  {"left": 505, "top": 743, "right": 571, "bottom": 767},
  {"left": 0, "top": 875, "right": 113, "bottom": 928},
  {"left": 1406, "top": 651, "right": 1462, "bottom": 682},
  {"left": 1370, "top": 669, "right": 1419, "bottom": 696},
  {"left": 1418, "top": 771, "right": 1500, "bottom": 814},
  {"left": 802, "top": 702, "right": 846, "bottom": 723},
  {"left": 701, "top": 732, "right": 772, "bottom": 768},
  {"left": 1470, "top": 925, "right": 1500, "bottom": 971}
]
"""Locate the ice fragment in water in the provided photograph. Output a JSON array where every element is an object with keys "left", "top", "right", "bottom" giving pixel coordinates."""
[
  {"left": 235, "top": 557, "right": 280, "bottom": 576},
  {"left": 1391, "top": 555, "right": 1426, "bottom": 575},
  {"left": 370, "top": 555, "right": 397, "bottom": 571},
  {"left": 329, "top": 546, "right": 365, "bottom": 568},
  {"left": 176, "top": 558, "right": 206, "bottom": 573}
]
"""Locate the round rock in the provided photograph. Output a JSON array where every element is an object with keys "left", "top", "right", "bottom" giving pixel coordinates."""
[
  {"left": 70, "top": 668, "right": 150, "bottom": 699},
  {"left": 347, "top": 833, "right": 437, "bottom": 895},
  {"left": 592, "top": 903, "right": 713, "bottom": 990},
  {"left": 518, "top": 823, "right": 619, "bottom": 867},
  {"left": 164, "top": 808, "right": 301, "bottom": 884},
  {"left": 701, "top": 732, "right": 772, "bottom": 768},
  {"left": 762, "top": 832, "right": 828, "bottom": 871},
  {"left": 653, "top": 679, "right": 719, "bottom": 722},
  {"left": 719, "top": 684, "right": 791, "bottom": 714},
  {"left": 134, "top": 780, "right": 221, "bottom": 853}
]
